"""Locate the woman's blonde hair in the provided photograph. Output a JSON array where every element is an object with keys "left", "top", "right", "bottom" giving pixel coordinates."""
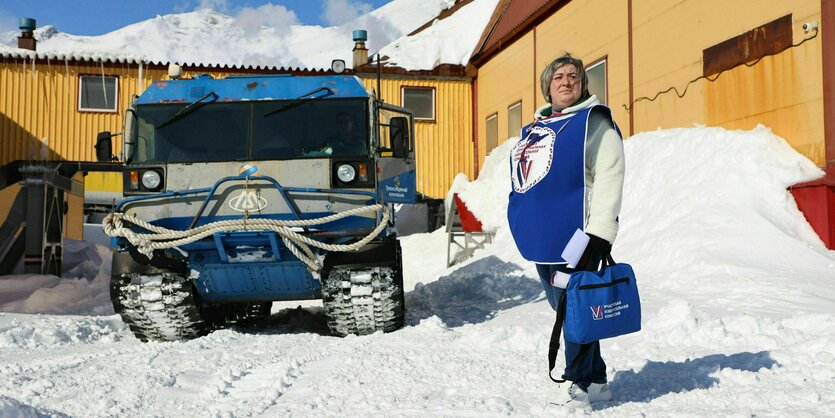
[{"left": 539, "top": 52, "right": 589, "bottom": 104}]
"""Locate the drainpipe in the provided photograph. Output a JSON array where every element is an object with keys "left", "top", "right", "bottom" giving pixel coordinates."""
[
  {"left": 788, "top": 0, "right": 835, "bottom": 250},
  {"left": 823, "top": 0, "right": 835, "bottom": 174},
  {"left": 627, "top": 0, "right": 634, "bottom": 137}
]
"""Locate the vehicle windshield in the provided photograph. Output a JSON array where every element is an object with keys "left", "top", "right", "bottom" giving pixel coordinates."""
[{"left": 132, "top": 98, "right": 369, "bottom": 163}]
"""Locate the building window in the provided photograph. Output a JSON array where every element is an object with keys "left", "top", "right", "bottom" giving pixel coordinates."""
[
  {"left": 401, "top": 87, "right": 435, "bottom": 121},
  {"left": 586, "top": 59, "right": 607, "bottom": 105},
  {"left": 486, "top": 113, "right": 498, "bottom": 153},
  {"left": 79, "top": 75, "right": 118, "bottom": 112},
  {"left": 507, "top": 101, "right": 522, "bottom": 138}
]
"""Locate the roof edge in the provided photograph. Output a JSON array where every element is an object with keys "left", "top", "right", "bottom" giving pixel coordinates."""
[
  {"left": 408, "top": 0, "right": 477, "bottom": 37},
  {"left": 470, "top": 0, "right": 571, "bottom": 68}
]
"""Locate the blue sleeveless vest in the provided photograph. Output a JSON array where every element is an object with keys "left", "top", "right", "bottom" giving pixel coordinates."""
[{"left": 507, "top": 105, "right": 614, "bottom": 263}]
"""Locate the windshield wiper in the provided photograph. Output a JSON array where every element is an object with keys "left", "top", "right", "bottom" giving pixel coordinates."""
[
  {"left": 157, "top": 91, "right": 219, "bottom": 129},
  {"left": 263, "top": 87, "right": 333, "bottom": 117}
]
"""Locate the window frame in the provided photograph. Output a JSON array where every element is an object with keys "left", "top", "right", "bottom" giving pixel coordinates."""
[
  {"left": 78, "top": 75, "right": 120, "bottom": 113},
  {"left": 585, "top": 57, "right": 608, "bottom": 106},
  {"left": 507, "top": 100, "right": 522, "bottom": 138},
  {"left": 400, "top": 86, "right": 436, "bottom": 122},
  {"left": 485, "top": 112, "right": 498, "bottom": 153}
]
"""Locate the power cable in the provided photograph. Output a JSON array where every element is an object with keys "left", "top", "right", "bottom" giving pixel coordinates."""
[{"left": 624, "top": 28, "right": 819, "bottom": 112}]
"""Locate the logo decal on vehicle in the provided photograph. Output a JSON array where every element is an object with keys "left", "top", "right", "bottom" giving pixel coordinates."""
[
  {"left": 590, "top": 305, "right": 604, "bottom": 320},
  {"left": 228, "top": 190, "right": 268, "bottom": 212}
]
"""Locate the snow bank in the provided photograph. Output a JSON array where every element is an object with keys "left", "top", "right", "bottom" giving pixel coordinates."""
[
  {"left": 0, "top": 314, "right": 125, "bottom": 349},
  {"left": 433, "top": 123, "right": 834, "bottom": 319},
  {"left": 0, "top": 125, "right": 833, "bottom": 417},
  {"left": 449, "top": 136, "right": 516, "bottom": 231},
  {"left": 0, "top": 395, "right": 68, "bottom": 418},
  {"left": 614, "top": 125, "right": 834, "bottom": 315},
  {"left": 0, "top": 239, "right": 113, "bottom": 316}
]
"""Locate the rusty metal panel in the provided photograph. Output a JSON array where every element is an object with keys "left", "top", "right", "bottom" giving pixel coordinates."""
[
  {"left": 359, "top": 76, "right": 474, "bottom": 198},
  {"left": 703, "top": 14, "right": 793, "bottom": 77}
]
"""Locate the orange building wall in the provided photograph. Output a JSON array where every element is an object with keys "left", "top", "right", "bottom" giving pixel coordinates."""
[
  {"left": 474, "top": 0, "right": 825, "bottom": 170},
  {"left": 631, "top": 0, "right": 823, "bottom": 164},
  {"left": 476, "top": 31, "right": 536, "bottom": 161}
]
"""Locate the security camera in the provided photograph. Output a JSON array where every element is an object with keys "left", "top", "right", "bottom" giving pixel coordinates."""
[{"left": 802, "top": 21, "right": 819, "bottom": 33}]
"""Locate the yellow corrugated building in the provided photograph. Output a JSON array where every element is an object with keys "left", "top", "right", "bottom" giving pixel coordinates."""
[
  {"left": 0, "top": 52, "right": 473, "bottom": 200},
  {"left": 358, "top": 75, "right": 473, "bottom": 198}
]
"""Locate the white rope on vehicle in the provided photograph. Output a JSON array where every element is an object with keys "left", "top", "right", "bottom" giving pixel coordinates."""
[{"left": 102, "top": 204, "right": 390, "bottom": 272}]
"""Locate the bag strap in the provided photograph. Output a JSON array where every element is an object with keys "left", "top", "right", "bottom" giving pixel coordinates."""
[
  {"left": 547, "top": 254, "right": 616, "bottom": 383},
  {"left": 547, "top": 292, "right": 567, "bottom": 383}
]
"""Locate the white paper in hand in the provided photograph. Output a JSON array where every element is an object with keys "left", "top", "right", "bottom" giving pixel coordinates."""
[
  {"left": 561, "top": 229, "right": 590, "bottom": 268},
  {"left": 551, "top": 271, "right": 570, "bottom": 289}
]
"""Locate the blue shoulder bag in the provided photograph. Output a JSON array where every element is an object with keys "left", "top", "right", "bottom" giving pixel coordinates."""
[
  {"left": 547, "top": 255, "right": 641, "bottom": 383},
  {"left": 564, "top": 256, "right": 641, "bottom": 344}
]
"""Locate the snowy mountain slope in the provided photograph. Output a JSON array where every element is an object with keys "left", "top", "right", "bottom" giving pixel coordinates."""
[
  {"left": 0, "top": 0, "right": 454, "bottom": 69},
  {"left": 1, "top": 126, "right": 834, "bottom": 416}
]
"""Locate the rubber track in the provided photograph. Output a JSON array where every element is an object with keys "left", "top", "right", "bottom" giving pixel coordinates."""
[
  {"left": 111, "top": 273, "right": 207, "bottom": 342},
  {"left": 321, "top": 266, "right": 405, "bottom": 336}
]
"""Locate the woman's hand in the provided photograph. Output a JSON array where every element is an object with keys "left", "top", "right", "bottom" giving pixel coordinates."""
[{"left": 576, "top": 234, "right": 611, "bottom": 271}]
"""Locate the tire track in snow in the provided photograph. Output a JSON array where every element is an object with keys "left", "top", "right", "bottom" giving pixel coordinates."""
[
  {"left": 157, "top": 332, "right": 376, "bottom": 417},
  {"left": 201, "top": 352, "right": 328, "bottom": 417}
]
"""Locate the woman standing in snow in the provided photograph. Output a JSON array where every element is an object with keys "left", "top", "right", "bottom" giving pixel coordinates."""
[{"left": 507, "top": 53, "right": 625, "bottom": 407}]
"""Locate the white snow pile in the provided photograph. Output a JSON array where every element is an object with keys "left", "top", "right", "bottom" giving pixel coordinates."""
[
  {"left": 0, "top": 125, "right": 834, "bottom": 416},
  {"left": 0, "top": 238, "right": 114, "bottom": 316},
  {"left": 377, "top": 0, "right": 501, "bottom": 70},
  {"left": 0, "top": 0, "right": 460, "bottom": 70},
  {"left": 0, "top": 395, "right": 68, "bottom": 418}
]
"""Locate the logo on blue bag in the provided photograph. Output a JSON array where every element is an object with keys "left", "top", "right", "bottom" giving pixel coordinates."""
[
  {"left": 591, "top": 300, "right": 630, "bottom": 320},
  {"left": 591, "top": 305, "right": 604, "bottom": 320}
]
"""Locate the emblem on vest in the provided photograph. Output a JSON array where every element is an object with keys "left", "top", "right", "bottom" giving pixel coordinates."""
[{"left": 511, "top": 125, "right": 556, "bottom": 193}]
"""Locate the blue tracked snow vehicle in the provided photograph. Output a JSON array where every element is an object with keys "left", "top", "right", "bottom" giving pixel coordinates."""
[{"left": 99, "top": 73, "right": 416, "bottom": 341}]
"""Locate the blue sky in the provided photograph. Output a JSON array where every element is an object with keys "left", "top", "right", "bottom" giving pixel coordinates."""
[{"left": 0, "top": 0, "right": 393, "bottom": 36}]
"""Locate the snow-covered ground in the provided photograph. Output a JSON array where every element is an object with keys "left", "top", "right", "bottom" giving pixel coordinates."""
[
  {"left": 0, "top": 0, "right": 497, "bottom": 71},
  {"left": 1, "top": 125, "right": 834, "bottom": 417}
]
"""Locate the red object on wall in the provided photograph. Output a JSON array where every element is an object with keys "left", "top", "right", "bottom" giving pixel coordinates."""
[
  {"left": 790, "top": 168, "right": 835, "bottom": 250},
  {"left": 454, "top": 194, "right": 485, "bottom": 232}
]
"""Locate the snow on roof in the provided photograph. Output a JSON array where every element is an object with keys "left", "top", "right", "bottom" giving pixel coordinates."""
[
  {"left": 376, "top": 0, "right": 501, "bottom": 71},
  {"left": 0, "top": 45, "right": 145, "bottom": 65},
  {"left": 0, "top": 0, "right": 456, "bottom": 72}
]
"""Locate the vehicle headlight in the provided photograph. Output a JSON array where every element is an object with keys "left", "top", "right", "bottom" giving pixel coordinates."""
[
  {"left": 336, "top": 164, "right": 356, "bottom": 183},
  {"left": 141, "top": 170, "right": 162, "bottom": 190}
]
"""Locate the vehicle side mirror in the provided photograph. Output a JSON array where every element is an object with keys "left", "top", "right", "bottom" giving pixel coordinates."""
[
  {"left": 95, "top": 131, "right": 113, "bottom": 162},
  {"left": 389, "top": 117, "right": 409, "bottom": 159}
]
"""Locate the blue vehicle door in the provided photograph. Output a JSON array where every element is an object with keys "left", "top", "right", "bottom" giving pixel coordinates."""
[{"left": 376, "top": 102, "right": 417, "bottom": 204}]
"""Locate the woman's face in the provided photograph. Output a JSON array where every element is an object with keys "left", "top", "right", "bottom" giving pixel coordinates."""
[{"left": 549, "top": 64, "right": 582, "bottom": 110}]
